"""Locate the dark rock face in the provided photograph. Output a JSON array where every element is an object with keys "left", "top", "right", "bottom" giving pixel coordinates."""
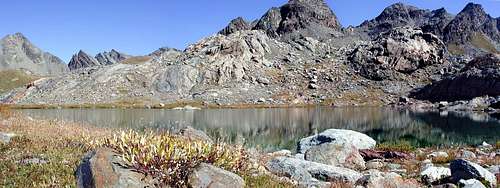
[
  {"left": 349, "top": 27, "right": 447, "bottom": 80},
  {"left": 443, "top": 3, "right": 499, "bottom": 54},
  {"left": 218, "top": 17, "right": 251, "bottom": 36},
  {"left": 449, "top": 159, "right": 497, "bottom": 187},
  {"left": 95, "top": 49, "right": 130, "bottom": 65},
  {"left": 68, "top": 50, "right": 100, "bottom": 70},
  {"left": 359, "top": 3, "right": 453, "bottom": 37},
  {"left": 0, "top": 33, "right": 68, "bottom": 76},
  {"left": 224, "top": 0, "right": 341, "bottom": 39},
  {"left": 411, "top": 54, "right": 500, "bottom": 102}
]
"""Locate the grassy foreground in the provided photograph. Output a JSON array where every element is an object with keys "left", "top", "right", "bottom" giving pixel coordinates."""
[{"left": 0, "top": 109, "right": 292, "bottom": 187}]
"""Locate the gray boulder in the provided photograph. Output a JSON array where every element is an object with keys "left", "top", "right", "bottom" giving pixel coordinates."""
[
  {"left": 265, "top": 156, "right": 362, "bottom": 186},
  {"left": 179, "top": 126, "right": 213, "bottom": 143},
  {"left": 188, "top": 163, "right": 244, "bottom": 188},
  {"left": 450, "top": 159, "right": 496, "bottom": 188},
  {"left": 154, "top": 65, "right": 199, "bottom": 96},
  {"left": 355, "top": 169, "right": 420, "bottom": 188},
  {"left": 297, "top": 129, "right": 376, "bottom": 154},
  {"left": 75, "top": 148, "right": 153, "bottom": 188},
  {"left": 304, "top": 143, "right": 365, "bottom": 170}
]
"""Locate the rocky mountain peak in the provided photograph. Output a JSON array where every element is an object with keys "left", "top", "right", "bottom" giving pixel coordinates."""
[
  {"left": 0, "top": 33, "right": 68, "bottom": 75},
  {"left": 68, "top": 50, "right": 100, "bottom": 70},
  {"left": 218, "top": 17, "right": 251, "bottom": 35},
  {"left": 95, "top": 49, "right": 131, "bottom": 65},
  {"left": 220, "top": 0, "right": 340, "bottom": 40}
]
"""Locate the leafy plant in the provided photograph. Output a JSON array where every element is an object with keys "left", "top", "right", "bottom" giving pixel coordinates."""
[{"left": 93, "top": 130, "right": 248, "bottom": 187}]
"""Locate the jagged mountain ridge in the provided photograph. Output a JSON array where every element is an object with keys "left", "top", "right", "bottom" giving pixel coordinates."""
[
  {"left": 68, "top": 49, "right": 131, "bottom": 70},
  {"left": 0, "top": 33, "right": 68, "bottom": 76},
  {"left": 3, "top": 1, "right": 500, "bottom": 105}
]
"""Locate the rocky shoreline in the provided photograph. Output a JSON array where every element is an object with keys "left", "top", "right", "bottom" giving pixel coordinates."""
[{"left": 74, "top": 127, "right": 499, "bottom": 188}]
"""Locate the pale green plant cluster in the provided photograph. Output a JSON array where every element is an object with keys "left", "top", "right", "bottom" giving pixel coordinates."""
[{"left": 93, "top": 130, "right": 248, "bottom": 187}]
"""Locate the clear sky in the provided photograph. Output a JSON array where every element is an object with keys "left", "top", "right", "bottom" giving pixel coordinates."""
[{"left": 1, "top": 0, "right": 499, "bottom": 62}]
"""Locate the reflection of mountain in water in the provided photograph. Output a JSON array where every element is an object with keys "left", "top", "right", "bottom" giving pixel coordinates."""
[{"left": 18, "top": 107, "right": 500, "bottom": 152}]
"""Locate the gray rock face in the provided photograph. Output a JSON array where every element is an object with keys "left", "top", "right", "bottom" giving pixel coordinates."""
[
  {"left": 297, "top": 129, "right": 376, "bottom": 154},
  {"left": 304, "top": 143, "right": 365, "bottom": 170},
  {"left": 76, "top": 148, "right": 152, "bottom": 188},
  {"left": 68, "top": 50, "right": 100, "bottom": 70},
  {"left": 188, "top": 163, "right": 245, "bottom": 188},
  {"left": 411, "top": 54, "right": 500, "bottom": 102},
  {"left": 450, "top": 159, "right": 496, "bottom": 188},
  {"left": 179, "top": 126, "right": 213, "bottom": 143},
  {"left": 443, "top": 3, "right": 500, "bottom": 54},
  {"left": 0, "top": 33, "right": 68, "bottom": 76},
  {"left": 350, "top": 27, "right": 447, "bottom": 81},
  {"left": 265, "top": 156, "right": 362, "bottom": 186},
  {"left": 360, "top": 3, "right": 453, "bottom": 37},
  {"left": 154, "top": 65, "right": 199, "bottom": 96},
  {"left": 219, "top": 17, "right": 252, "bottom": 36},
  {"left": 95, "top": 49, "right": 131, "bottom": 65},
  {"left": 458, "top": 179, "right": 487, "bottom": 188},
  {"left": 227, "top": 0, "right": 342, "bottom": 40}
]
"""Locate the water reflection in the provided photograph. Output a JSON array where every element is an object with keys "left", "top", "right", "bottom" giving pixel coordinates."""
[{"left": 18, "top": 107, "right": 500, "bottom": 152}]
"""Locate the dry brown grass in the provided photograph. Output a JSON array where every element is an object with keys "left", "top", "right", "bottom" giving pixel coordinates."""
[
  {"left": 0, "top": 70, "right": 38, "bottom": 93},
  {"left": 471, "top": 32, "right": 499, "bottom": 54},
  {"left": 120, "top": 56, "right": 152, "bottom": 65},
  {"left": 447, "top": 43, "right": 466, "bottom": 55}
]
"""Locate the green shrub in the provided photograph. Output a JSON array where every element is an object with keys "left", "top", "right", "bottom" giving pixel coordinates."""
[{"left": 93, "top": 130, "right": 248, "bottom": 187}]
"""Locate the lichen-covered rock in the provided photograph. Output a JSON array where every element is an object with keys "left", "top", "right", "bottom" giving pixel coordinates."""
[
  {"left": 350, "top": 27, "right": 447, "bottom": 81},
  {"left": 265, "top": 156, "right": 362, "bottom": 186},
  {"left": 420, "top": 166, "right": 451, "bottom": 183},
  {"left": 188, "top": 163, "right": 245, "bottom": 188},
  {"left": 75, "top": 148, "right": 153, "bottom": 188},
  {"left": 450, "top": 159, "right": 496, "bottom": 188},
  {"left": 297, "top": 129, "right": 376, "bottom": 154},
  {"left": 304, "top": 143, "right": 365, "bottom": 170}
]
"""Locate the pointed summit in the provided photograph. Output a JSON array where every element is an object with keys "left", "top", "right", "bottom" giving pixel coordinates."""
[
  {"left": 95, "top": 49, "right": 131, "bottom": 66},
  {"left": 68, "top": 50, "right": 100, "bottom": 70},
  {"left": 218, "top": 17, "right": 252, "bottom": 35},
  {"left": 0, "top": 33, "right": 67, "bottom": 75}
]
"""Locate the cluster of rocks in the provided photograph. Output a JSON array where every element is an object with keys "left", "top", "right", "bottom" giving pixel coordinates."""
[{"left": 1, "top": 0, "right": 499, "bottom": 111}]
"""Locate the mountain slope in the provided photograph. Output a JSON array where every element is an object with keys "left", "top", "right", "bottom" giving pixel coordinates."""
[{"left": 0, "top": 33, "right": 68, "bottom": 76}]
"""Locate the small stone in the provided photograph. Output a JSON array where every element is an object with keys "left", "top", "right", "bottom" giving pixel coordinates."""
[
  {"left": 427, "top": 151, "right": 449, "bottom": 159},
  {"left": 20, "top": 157, "right": 48, "bottom": 165},
  {"left": 308, "top": 83, "right": 319, "bottom": 89},
  {"left": 458, "top": 179, "right": 486, "bottom": 188},
  {"left": 0, "top": 132, "right": 17, "bottom": 144},
  {"left": 188, "top": 163, "right": 245, "bottom": 188},
  {"left": 457, "top": 150, "right": 477, "bottom": 160},
  {"left": 366, "top": 159, "right": 385, "bottom": 169}
]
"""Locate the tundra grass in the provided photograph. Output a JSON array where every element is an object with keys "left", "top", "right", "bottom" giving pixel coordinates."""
[{"left": 0, "top": 70, "right": 37, "bottom": 93}]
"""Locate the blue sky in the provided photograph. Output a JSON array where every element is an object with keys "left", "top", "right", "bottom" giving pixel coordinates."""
[{"left": 1, "top": 0, "right": 499, "bottom": 62}]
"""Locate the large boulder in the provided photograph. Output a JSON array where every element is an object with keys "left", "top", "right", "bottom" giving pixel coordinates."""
[
  {"left": 297, "top": 129, "right": 376, "bottom": 154},
  {"left": 178, "top": 126, "right": 213, "bottom": 144},
  {"left": 349, "top": 27, "right": 447, "bottom": 81},
  {"left": 265, "top": 156, "right": 362, "bottom": 186},
  {"left": 188, "top": 163, "right": 245, "bottom": 188},
  {"left": 411, "top": 53, "right": 500, "bottom": 102},
  {"left": 75, "top": 148, "right": 153, "bottom": 188},
  {"left": 304, "top": 143, "right": 365, "bottom": 170},
  {"left": 450, "top": 159, "right": 496, "bottom": 188}
]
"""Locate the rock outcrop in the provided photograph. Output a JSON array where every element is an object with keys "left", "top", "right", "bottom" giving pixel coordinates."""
[
  {"left": 349, "top": 27, "right": 447, "bottom": 80},
  {"left": 68, "top": 50, "right": 101, "bottom": 70},
  {"left": 443, "top": 3, "right": 500, "bottom": 55},
  {"left": 95, "top": 49, "right": 131, "bottom": 65},
  {"left": 0, "top": 33, "right": 68, "bottom": 76},
  {"left": 450, "top": 159, "right": 497, "bottom": 188},
  {"left": 297, "top": 129, "right": 376, "bottom": 154},
  {"left": 411, "top": 54, "right": 500, "bottom": 102},
  {"left": 218, "top": 17, "right": 252, "bottom": 36},
  {"left": 304, "top": 143, "right": 366, "bottom": 170}
]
